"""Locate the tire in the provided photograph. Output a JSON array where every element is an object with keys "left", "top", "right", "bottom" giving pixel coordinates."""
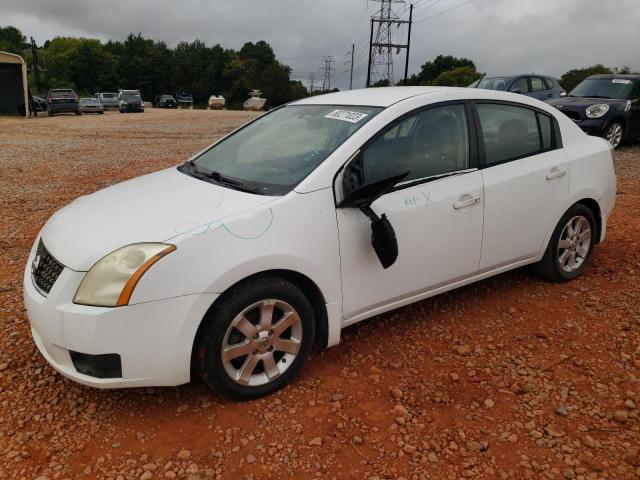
[
  {"left": 47, "top": 110, "right": 53, "bottom": 117},
  {"left": 604, "top": 121, "right": 624, "bottom": 149},
  {"left": 99, "top": 111, "right": 104, "bottom": 114},
  {"left": 75, "top": 110, "right": 82, "bottom": 116},
  {"left": 195, "top": 275, "right": 316, "bottom": 399},
  {"left": 533, "top": 204, "right": 597, "bottom": 282}
]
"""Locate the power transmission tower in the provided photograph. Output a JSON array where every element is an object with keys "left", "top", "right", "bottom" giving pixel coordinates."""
[
  {"left": 309, "top": 72, "right": 316, "bottom": 94},
  {"left": 366, "top": 1, "right": 413, "bottom": 87},
  {"left": 320, "top": 56, "right": 335, "bottom": 92}
]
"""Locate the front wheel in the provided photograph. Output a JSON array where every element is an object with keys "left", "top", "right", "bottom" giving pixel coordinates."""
[
  {"left": 533, "top": 204, "right": 596, "bottom": 282},
  {"left": 195, "top": 275, "right": 315, "bottom": 399},
  {"left": 604, "top": 121, "right": 623, "bottom": 149}
]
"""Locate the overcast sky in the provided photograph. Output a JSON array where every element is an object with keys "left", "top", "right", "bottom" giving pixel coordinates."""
[{"left": 2, "top": 0, "right": 638, "bottom": 90}]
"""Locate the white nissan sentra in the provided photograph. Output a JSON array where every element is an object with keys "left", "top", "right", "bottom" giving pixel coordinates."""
[{"left": 24, "top": 87, "right": 616, "bottom": 398}]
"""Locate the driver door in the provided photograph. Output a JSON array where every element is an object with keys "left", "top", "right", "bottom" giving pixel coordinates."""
[{"left": 336, "top": 103, "right": 484, "bottom": 321}]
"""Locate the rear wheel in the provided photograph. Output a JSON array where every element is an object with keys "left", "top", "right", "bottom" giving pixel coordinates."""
[
  {"left": 47, "top": 110, "right": 53, "bottom": 117},
  {"left": 605, "top": 121, "right": 623, "bottom": 149},
  {"left": 533, "top": 204, "right": 596, "bottom": 282},
  {"left": 195, "top": 275, "right": 315, "bottom": 399}
]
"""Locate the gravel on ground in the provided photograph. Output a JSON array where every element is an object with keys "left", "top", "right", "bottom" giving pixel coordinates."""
[{"left": 0, "top": 110, "right": 638, "bottom": 479}]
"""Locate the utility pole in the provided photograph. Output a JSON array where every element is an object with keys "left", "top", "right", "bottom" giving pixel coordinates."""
[
  {"left": 345, "top": 44, "right": 355, "bottom": 90},
  {"left": 366, "top": 1, "right": 412, "bottom": 87},
  {"left": 320, "top": 56, "right": 335, "bottom": 92},
  {"left": 403, "top": 4, "right": 413, "bottom": 85},
  {"left": 30, "top": 37, "right": 41, "bottom": 92}
]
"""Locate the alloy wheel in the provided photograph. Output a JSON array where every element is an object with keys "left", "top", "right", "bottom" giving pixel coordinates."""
[
  {"left": 221, "top": 299, "right": 302, "bottom": 386},
  {"left": 605, "top": 123, "right": 623, "bottom": 149},
  {"left": 557, "top": 215, "right": 591, "bottom": 273}
]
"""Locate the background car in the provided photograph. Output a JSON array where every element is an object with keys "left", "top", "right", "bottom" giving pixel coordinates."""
[
  {"left": 95, "top": 92, "right": 119, "bottom": 110},
  {"left": 79, "top": 97, "right": 104, "bottom": 114},
  {"left": 118, "top": 90, "right": 144, "bottom": 113},
  {"left": 46, "top": 88, "right": 81, "bottom": 116},
  {"left": 154, "top": 94, "right": 177, "bottom": 108},
  {"left": 208, "top": 94, "right": 226, "bottom": 110},
  {"left": 32, "top": 95, "right": 47, "bottom": 112},
  {"left": 24, "top": 87, "right": 615, "bottom": 399},
  {"left": 175, "top": 91, "right": 193, "bottom": 108},
  {"left": 472, "top": 75, "right": 565, "bottom": 100},
  {"left": 547, "top": 74, "right": 640, "bottom": 149}
]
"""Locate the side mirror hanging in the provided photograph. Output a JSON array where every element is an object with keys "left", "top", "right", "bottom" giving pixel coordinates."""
[{"left": 338, "top": 172, "right": 409, "bottom": 269}]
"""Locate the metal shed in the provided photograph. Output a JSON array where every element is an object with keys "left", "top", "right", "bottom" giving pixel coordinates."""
[{"left": 0, "top": 51, "right": 29, "bottom": 117}]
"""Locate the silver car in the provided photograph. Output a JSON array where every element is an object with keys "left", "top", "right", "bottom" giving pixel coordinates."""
[
  {"left": 79, "top": 97, "right": 104, "bottom": 114},
  {"left": 95, "top": 92, "right": 119, "bottom": 110}
]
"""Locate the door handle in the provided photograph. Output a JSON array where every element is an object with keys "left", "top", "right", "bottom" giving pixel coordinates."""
[
  {"left": 453, "top": 194, "right": 481, "bottom": 209},
  {"left": 546, "top": 168, "right": 567, "bottom": 180}
]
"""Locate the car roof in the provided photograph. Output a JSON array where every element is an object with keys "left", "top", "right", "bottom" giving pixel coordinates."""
[
  {"left": 291, "top": 86, "right": 469, "bottom": 107},
  {"left": 590, "top": 74, "right": 640, "bottom": 80}
]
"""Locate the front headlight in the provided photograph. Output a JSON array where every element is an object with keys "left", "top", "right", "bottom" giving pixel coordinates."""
[
  {"left": 74, "top": 243, "right": 176, "bottom": 307},
  {"left": 586, "top": 104, "right": 610, "bottom": 119}
]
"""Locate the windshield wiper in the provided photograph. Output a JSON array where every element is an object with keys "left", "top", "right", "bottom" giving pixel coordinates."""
[{"left": 183, "top": 161, "right": 261, "bottom": 194}]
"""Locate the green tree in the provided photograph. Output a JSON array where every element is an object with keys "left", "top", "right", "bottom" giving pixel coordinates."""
[
  {"left": 432, "top": 66, "right": 482, "bottom": 87},
  {"left": 560, "top": 64, "right": 613, "bottom": 92},
  {"left": 408, "top": 54, "right": 477, "bottom": 85},
  {"left": 0, "top": 25, "right": 27, "bottom": 54}
]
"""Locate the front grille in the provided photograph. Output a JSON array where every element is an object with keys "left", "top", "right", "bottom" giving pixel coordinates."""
[
  {"left": 32, "top": 240, "right": 64, "bottom": 294},
  {"left": 561, "top": 110, "right": 582, "bottom": 122}
]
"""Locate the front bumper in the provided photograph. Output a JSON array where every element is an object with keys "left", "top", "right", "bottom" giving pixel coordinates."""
[
  {"left": 23, "top": 240, "right": 216, "bottom": 388},
  {"left": 121, "top": 104, "right": 144, "bottom": 112},
  {"left": 572, "top": 118, "right": 609, "bottom": 137}
]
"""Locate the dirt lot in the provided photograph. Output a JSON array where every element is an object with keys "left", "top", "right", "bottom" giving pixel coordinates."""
[{"left": 0, "top": 109, "right": 638, "bottom": 480}]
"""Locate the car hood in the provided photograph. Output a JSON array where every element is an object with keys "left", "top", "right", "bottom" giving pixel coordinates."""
[
  {"left": 547, "top": 97, "right": 628, "bottom": 110},
  {"left": 41, "top": 167, "right": 278, "bottom": 271}
]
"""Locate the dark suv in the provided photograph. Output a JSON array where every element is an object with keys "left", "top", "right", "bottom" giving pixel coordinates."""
[
  {"left": 547, "top": 74, "right": 640, "bottom": 149},
  {"left": 154, "top": 95, "right": 177, "bottom": 108},
  {"left": 118, "top": 90, "right": 144, "bottom": 113},
  {"left": 47, "top": 88, "right": 81, "bottom": 116}
]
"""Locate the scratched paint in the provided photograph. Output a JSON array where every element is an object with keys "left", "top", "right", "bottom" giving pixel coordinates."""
[
  {"left": 172, "top": 208, "right": 274, "bottom": 240},
  {"left": 404, "top": 191, "right": 432, "bottom": 208}
]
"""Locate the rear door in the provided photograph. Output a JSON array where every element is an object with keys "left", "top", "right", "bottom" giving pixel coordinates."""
[
  {"left": 529, "top": 77, "right": 553, "bottom": 100},
  {"left": 473, "top": 102, "right": 570, "bottom": 270}
]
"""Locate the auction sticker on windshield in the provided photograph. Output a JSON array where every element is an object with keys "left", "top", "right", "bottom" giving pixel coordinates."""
[
  {"left": 325, "top": 110, "right": 369, "bottom": 123},
  {"left": 612, "top": 79, "right": 632, "bottom": 84}
]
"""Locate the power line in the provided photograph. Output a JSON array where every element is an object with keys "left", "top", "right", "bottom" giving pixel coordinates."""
[{"left": 413, "top": 0, "right": 477, "bottom": 23}]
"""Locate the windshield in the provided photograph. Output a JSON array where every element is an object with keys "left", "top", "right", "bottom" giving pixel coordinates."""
[
  {"left": 570, "top": 78, "right": 637, "bottom": 99},
  {"left": 186, "top": 105, "right": 382, "bottom": 195},
  {"left": 80, "top": 98, "right": 98, "bottom": 103},
  {"left": 122, "top": 93, "right": 141, "bottom": 101},
  {"left": 161, "top": 95, "right": 175, "bottom": 100},
  {"left": 477, "top": 77, "right": 510, "bottom": 91}
]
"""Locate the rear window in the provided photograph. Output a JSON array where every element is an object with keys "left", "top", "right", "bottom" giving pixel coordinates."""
[
  {"left": 476, "top": 103, "right": 546, "bottom": 165},
  {"left": 102, "top": 93, "right": 115, "bottom": 99},
  {"left": 50, "top": 90, "right": 75, "bottom": 98},
  {"left": 531, "top": 77, "right": 546, "bottom": 91}
]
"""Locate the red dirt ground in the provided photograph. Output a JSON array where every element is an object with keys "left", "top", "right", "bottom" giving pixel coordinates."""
[{"left": 0, "top": 110, "right": 638, "bottom": 480}]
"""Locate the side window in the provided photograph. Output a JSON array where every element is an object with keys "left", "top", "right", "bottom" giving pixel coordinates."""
[
  {"left": 359, "top": 104, "right": 470, "bottom": 185},
  {"left": 510, "top": 77, "right": 529, "bottom": 93},
  {"left": 531, "top": 77, "right": 546, "bottom": 92},
  {"left": 538, "top": 112, "right": 553, "bottom": 150},
  {"left": 476, "top": 103, "right": 544, "bottom": 165}
]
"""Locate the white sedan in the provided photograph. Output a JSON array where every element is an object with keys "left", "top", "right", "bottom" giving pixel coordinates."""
[{"left": 24, "top": 87, "right": 616, "bottom": 399}]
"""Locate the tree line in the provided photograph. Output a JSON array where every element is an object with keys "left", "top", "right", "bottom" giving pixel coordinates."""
[{"left": 1, "top": 26, "right": 307, "bottom": 108}]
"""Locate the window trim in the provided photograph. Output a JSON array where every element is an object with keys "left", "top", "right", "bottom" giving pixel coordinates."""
[
  {"left": 471, "top": 100, "right": 563, "bottom": 169},
  {"left": 335, "top": 100, "right": 479, "bottom": 203}
]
